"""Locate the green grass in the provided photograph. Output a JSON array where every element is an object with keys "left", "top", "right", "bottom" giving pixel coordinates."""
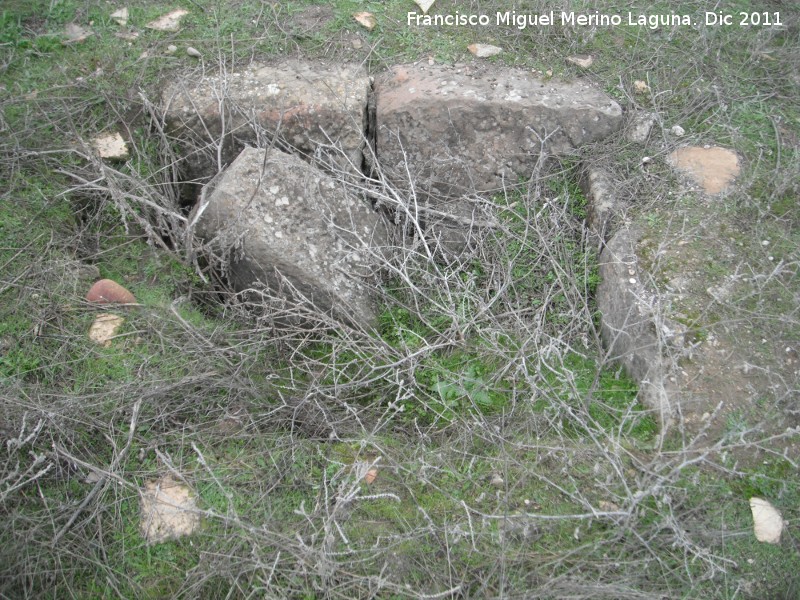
[{"left": 2, "top": 0, "right": 799, "bottom": 598}]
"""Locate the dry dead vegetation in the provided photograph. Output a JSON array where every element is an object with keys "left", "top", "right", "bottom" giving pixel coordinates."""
[{"left": 1, "top": 1, "right": 799, "bottom": 598}]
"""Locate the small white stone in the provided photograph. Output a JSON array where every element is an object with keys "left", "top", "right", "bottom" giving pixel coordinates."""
[
  {"left": 762, "top": 240, "right": 770, "bottom": 246},
  {"left": 146, "top": 9, "right": 189, "bottom": 32},
  {"left": 110, "top": 7, "right": 129, "bottom": 26},
  {"left": 629, "top": 278, "right": 637, "bottom": 284},
  {"left": 566, "top": 55, "right": 593, "bottom": 69},
  {"left": 139, "top": 476, "right": 201, "bottom": 544},
  {"left": 750, "top": 497, "right": 784, "bottom": 544},
  {"left": 93, "top": 132, "right": 128, "bottom": 159},
  {"left": 352, "top": 11, "right": 376, "bottom": 31},
  {"left": 88, "top": 313, "right": 125, "bottom": 347},
  {"left": 468, "top": 43, "right": 503, "bottom": 58},
  {"left": 671, "top": 124, "right": 685, "bottom": 137}
]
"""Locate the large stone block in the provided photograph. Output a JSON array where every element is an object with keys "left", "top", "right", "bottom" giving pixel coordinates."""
[
  {"left": 375, "top": 64, "right": 623, "bottom": 198},
  {"left": 162, "top": 61, "right": 370, "bottom": 199},
  {"left": 191, "top": 147, "right": 390, "bottom": 329},
  {"left": 596, "top": 226, "right": 682, "bottom": 431}
]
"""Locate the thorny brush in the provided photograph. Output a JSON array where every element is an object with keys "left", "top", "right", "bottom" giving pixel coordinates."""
[{"left": 1, "top": 1, "right": 799, "bottom": 598}]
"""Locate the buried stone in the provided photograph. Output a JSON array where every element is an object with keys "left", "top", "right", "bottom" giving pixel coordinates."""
[
  {"left": 162, "top": 60, "right": 370, "bottom": 202},
  {"left": 374, "top": 63, "right": 623, "bottom": 199},
  {"left": 189, "top": 147, "right": 390, "bottom": 329},
  {"left": 371, "top": 63, "right": 623, "bottom": 257},
  {"left": 164, "top": 59, "right": 621, "bottom": 260}
]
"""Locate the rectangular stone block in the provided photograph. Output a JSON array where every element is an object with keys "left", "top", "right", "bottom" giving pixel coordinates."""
[
  {"left": 375, "top": 64, "right": 623, "bottom": 198},
  {"left": 191, "top": 147, "right": 390, "bottom": 329},
  {"left": 163, "top": 61, "right": 370, "bottom": 199}
]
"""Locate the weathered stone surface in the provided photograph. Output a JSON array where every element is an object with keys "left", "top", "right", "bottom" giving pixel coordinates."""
[
  {"left": 422, "top": 197, "right": 485, "bottom": 259},
  {"left": 191, "top": 147, "right": 389, "bottom": 329},
  {"left": 146, "top": 9, "right": 189, "bottom": 32},
  {"left": 596, "top": 226, "right": 678, "bottom": 430},
  {"left": 110, "top": 7, "right": 128, "bottom": 26},
  {"left": 86, "top": 279, "right": 137, "bottom": 304},
  {"left": 750, "top": 497, "right": 784, "bottom": 544},
  {"left": 667, "top": 146, "right": 740, "bottom": 195},
  {"left": 163, "top": 61, "right": 370, "bottom": 199},
  {"left": 566, "top": 55, "right": 594, "bottom": 69},
  {"left": 88, "top": 313, "right": 125, "bottom": 347},
  {"left": 580, "top": 166, "right": 621, "bottom": 240},
  {"left": 592, "top": 174, "right": 799, "bottom": 458},
  {"left": 353, "top": 11, "right": 377, "bottom": 30},
  {"left": 139, "top": 476, "right": 201, "bottom": 545},
  {"left": 670, "top": 124, "right": 686, "bottom": 137},
  {"left": 375, "top": 64, "right": 623, "bottom": 199},
  {"left": 626, "top": 111, "right": 658, "bottom": 144},
  {"left": 93, "top": 132, "right": 128, "bottom": 160},
  {"left": 468, "top": 43, "right": 503, "bottom": 58}
]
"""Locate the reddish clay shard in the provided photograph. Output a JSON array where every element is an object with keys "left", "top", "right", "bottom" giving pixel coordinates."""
[{"left": 86, "top": 279, "right": 137, "bottom": 304}]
